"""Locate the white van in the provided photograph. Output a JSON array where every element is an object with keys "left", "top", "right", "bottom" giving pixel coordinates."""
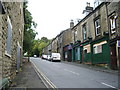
[{"left": 50, "top": 53, "right": 61, "bottom": 62}]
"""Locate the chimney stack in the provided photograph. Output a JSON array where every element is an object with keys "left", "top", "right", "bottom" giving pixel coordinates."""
[
  {"left": 70, "top": 20, "right": 74, "bottom": 28},
  {"left": 83, "top": 2, "right": 93, "bottom": 16}
]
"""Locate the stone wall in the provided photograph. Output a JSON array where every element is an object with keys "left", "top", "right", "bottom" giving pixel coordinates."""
[
  {"left": 51, "top": 37, "right": 58, "bottom": 53},
  {"left": 75, "top": 3, "right": 108, "bottom": 43},
  {"left": 107, "top": 2, "right": 119, "bottom": 39},
  {"left": 0, "top": 15, "right": 2, "bottom": 79},
  {"left": 0, "top": 2, "right": 24, "bottom": 82},
  {"left": 63, "top": 29, "right": 72, "bottom": 46}
]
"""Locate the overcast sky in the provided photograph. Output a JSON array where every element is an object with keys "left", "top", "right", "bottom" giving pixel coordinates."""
[{"left": 27, "top": 0, "right": 95, "bottom": 40}]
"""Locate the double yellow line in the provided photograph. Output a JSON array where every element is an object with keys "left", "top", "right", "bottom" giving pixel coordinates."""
[{"left": 31, "top": 60, "right": 58, "bottom": 90}]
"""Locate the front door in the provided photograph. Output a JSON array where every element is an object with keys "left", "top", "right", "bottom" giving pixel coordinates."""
[
  {"left": 75, "top": 48, "right": 78, "bottom": 61},
  {"left": 82, "top": 50, "right": 84, "bottom": 63},
  {"left": 68, "top": 50, "right": 72, "bottom": 62},
  {"left": 110, "top": 45, "right": 117, "bottom": 69}
]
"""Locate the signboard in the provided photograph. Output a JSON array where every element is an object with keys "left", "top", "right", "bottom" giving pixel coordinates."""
[{"left": 117, "top": 40, "right": 120, "bottom": 47}]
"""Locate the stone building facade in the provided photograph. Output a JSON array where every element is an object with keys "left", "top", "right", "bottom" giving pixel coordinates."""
[
  {"left": 72, "top": 3, "right": 109, "bottom": 63},
  {"left": 57, "top": 31, "right": 65, "bottom": 60},
  {"left": 56, "top": 28, "right": 73, "bottom": 61},
  {"left": 0, "top": 2, "right": 24, "bottom": 83},
  {"left": 42, "top": 23, "right": 73, "bottom": 60},
  {"left": 62, "top": 29, "right": 72, "bottom": 46},
  {"left": 51, "top": 36, "right": 58, "bottom": 53},
  {"left": 42, "top": 46, "right": 48, "bottom": 55},
  {"left": 47, "top": 43, "right": 52, "bottom": 55},
  {"left": 106, "top": 2, "right": 120, "bottom": 69},
  {"left": 62, "top": 29, "right": 73, "bottom": 61},
  {"left": 71, "top": 2, "right": 119, "bottom": 69}
]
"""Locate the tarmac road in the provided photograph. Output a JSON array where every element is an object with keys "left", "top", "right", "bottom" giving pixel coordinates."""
[{"left": 30, "top": 57, "right": 118, "bottom": 89}]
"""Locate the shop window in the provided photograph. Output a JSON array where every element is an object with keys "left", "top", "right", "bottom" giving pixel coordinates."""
[
  {"left": 82, "top": 24, "right": 87, "bottom": 40},
  {"left": 109, "top": 13, "right": 117, "bottom": 34},
  {"left": 5, "top": 16, "right": 12, "bottom": 56},
  {"left": 93, "top": 45, "right": 102, "bottom": 54},
  {"left": 94, "top": 18, "right": 101, "bottom": 36},
  {"left": 83, "top": 44, "right": 91, "bottom": 53}
]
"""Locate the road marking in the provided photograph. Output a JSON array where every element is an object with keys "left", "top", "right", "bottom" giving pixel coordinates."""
[
  {"left": 64, "top": 69, "right": 80, "bottom": 76},
  {"left": 30, "top": 60, "right": 57, "bottom": 89},
  {"left": 101, "top": 82, "right": 116, "bottom": 89}
]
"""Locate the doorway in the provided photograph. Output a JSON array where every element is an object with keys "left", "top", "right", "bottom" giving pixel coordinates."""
[{"left": 110, "top": 45, "right": 117, "bottom": 69}]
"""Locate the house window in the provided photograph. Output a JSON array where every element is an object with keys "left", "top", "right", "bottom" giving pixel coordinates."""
[
  {"left": 83, "top": 24, "right": 87, "bottom": 40},
  {"left": 94, "top": 18, "right": 100, "bottom": 36},
  {"left": 5, "top": 16, "right": 12, "bottom": 56},
  {"left": 110, "top": 14, "right": 116, "bottom": 34},
  {"left": 0, "top": 1, "right": 5, "bottom": 14},
  {"left": 93, "top": 45, "right": 102, "bottom": 54}
]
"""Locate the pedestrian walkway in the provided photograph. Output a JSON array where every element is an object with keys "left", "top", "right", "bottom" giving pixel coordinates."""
[
  {"left": 10, "top": 61, "right": 46, "bottom": 89},
  {"left": 62, "top": 61, "right": 118, "bottom": 75}
]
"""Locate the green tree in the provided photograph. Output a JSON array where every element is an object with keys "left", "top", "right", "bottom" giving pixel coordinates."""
[
  {"left": 40, "top": 37, "right": 49, "bottom": 43},
  {"left": 31, "top": 37, "right": 51, "bottom": 57},
  {"left": 23, "top": 1, "right": 37, "bottom": 57},
  {"left": 38, "top": 42, "right": 48, "bottom": 56}
]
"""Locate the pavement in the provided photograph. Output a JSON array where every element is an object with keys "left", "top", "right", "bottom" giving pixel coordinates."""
[
  {"left": 62, "top": 61, "right": 119, "bottom": 75},
  {"left": 10, "top": 60, "right": 47, "bottom": 89}
]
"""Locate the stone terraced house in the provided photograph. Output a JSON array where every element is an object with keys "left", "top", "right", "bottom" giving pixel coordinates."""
[
  {"left": 71, "top": 2, "right": 119, "bottom": 69},
  {"left": 42, "top": 2, "right": 119, "bottom": 70},
  {"left": 0, "top": 1, "right": 24, "bottom": 87}
]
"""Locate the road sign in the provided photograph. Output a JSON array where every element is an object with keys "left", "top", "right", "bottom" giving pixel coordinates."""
[{"left": 117, "top": 40, "right": 120, "bottom": 47}]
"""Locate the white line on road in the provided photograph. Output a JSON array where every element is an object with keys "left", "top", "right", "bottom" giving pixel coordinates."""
[
  {"left": 64, "top": 69, "right": 80, "bottom": 76},
  {"left": 101, "top": 82, "right": 116, "bottom": 89}
]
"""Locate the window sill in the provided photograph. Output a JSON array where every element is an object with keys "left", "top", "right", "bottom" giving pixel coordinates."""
[
  {"left": 95, "top": 34, "right": 101, "bottom": 38},
  {"left": 111, "top": 31, "right": 116, "bottom": 34},
  {"left": 5, "top": 51, "right": 11, "bottom": 58},
  {"left": 96, "top": 34, "right": 101, "bottom": 36}
]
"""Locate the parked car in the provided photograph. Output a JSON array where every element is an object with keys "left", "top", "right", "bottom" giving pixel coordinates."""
[
  {"left": 34, "top": 55, "right": 37, "bottom": 58},
  {"left": 47, "top": 55, "right": 51, "bottom": 60},
  {"left": 41, "top": 54, "right": 47, "bottom": 60},
  {"left": 50, "top": 53, "right": 61, "bottom": 62}
]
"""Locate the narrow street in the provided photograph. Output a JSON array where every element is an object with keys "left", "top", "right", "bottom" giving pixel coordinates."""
[
  {"left": 30, "top": 57, "right": 118, "bottom": 89},
  {"left": 1, "top": 1, "right": 120, "bottom": 90}
]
